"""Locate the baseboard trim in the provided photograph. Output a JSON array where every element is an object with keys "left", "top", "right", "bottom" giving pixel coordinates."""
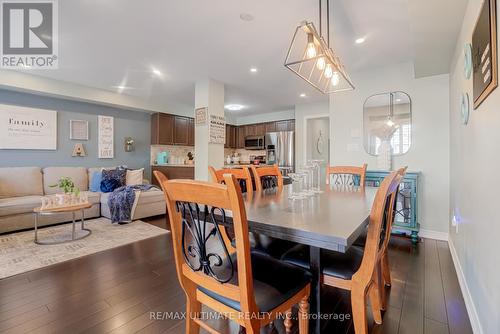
[
  {"left": 448, "top": 238, "right": 483, "bottom": 334},
  {"left": 419, "top": 228, "right": 449, "bottom": 241}
]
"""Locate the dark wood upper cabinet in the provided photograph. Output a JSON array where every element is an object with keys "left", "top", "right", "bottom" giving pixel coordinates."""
[
  {"left": 237, "top": 126, "right": 245, "bottom": 148},
  {"left": 245, "top": 125, "right": 256, "bottom": 136},
  {"left": 288, "top": 119, "right": 295, "bottom": 131},
  {"left": 255, "top": 123, "right": 266, "bottom": 136},
  {"left": 174, "top": 116, "right": 189, "bottom": 145},
  {"left": 187, "top": 118, "right": 195, "bottom": 146},
  {"left": 151, "top": 113, "right": 174, "bottom": 145}
]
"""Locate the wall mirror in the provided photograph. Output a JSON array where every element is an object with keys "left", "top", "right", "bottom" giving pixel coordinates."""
[{"left": 363, "top": 91, "right": 412, "bottom": 156}]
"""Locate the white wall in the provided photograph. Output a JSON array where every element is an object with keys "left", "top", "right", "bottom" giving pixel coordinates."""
[
  {"left": 329, "top": 62, "right": 450, "bottom": 234},
  {"left": 449, "top": 1, "right": 500, "bottom": 332},
  {"left": 234, "top": 109, "right": 295, "bottom": 125}
]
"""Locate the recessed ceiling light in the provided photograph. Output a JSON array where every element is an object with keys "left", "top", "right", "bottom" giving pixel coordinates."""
[
  {"left": 250, "top": 67, "right": 258, "bottom": 73},
  {"left": 240, "top": 13, "right": 254, "bottom": 21},
  {"left": 300, "top": 93, "right": 307, "bottom": 98},
  {"left": 225, "top": 104, "right": 245, "bottom": 111},
  {"left": 152, "top": 68, "right": 162, "bottom": 76},
  {"left": 355, "top": 37, "right": 366, "bottom": 44}
]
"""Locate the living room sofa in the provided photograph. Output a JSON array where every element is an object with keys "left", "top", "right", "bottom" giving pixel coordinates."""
[{"left": 0, "top": 166, "right": 166, "bottom": 234}]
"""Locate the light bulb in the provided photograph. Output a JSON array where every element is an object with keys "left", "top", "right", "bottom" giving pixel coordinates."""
[
  {"left": 324, "top": 64, "right": 333, "bottom": 78},
  {"left": 331, "top": 72, "right": 340, "bottom": 86},
  {"left": 316, "top": 57, "right": 326, "bottom": 70},
  {"left": 306, "top": 34, "right": 316, "bottom": 59},
  {"left": 306, "top": 43, "right": 317, "bottom": 59},
  {"left": 386, "top": 118, "right": 395, "bottom": 127}
]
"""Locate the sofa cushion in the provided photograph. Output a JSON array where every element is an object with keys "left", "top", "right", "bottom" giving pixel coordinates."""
[
  {"left": 43, "top": 167, "right": 89, "bottom": 195},
  {"left": 87, "top": 167, "right": 118, "bottom": 189},
  {"left": 0, "top": 167, "right": 43, "bottom": 199},
  {"left": 83, "top": 191, "right": 101, "bottom": 205},
  {"left": 0, "top": 195, "right": 43, "bottom": 216}
]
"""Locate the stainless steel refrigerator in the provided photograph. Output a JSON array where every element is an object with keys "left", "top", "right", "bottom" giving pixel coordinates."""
[{"left": 265, "top": 131, "right": 294, "bottom": 175}]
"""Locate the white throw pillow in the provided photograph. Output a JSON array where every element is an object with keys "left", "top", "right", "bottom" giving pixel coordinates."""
[{"left": 126, "top": 168, "right": 144, "bottom": 186}]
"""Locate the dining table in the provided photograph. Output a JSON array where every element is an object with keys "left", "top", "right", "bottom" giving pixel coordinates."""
[{"left": 241, "top": 184, "right": 377, "bottom": 334}]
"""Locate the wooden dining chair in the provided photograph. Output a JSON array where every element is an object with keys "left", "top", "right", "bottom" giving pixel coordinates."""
[
  {"left": 352, "top": 166, "right": 407, "bottom": 309},
  {"left": 282, "top": 171, "right": 402, "bottom": 333},
  {"left": 326, "top": 163, "right": 368, "bottom": 187},
  {"left": 209, "top": 166, "right": 294, "bottom": 259},
  {"left": 208, "top": 166, "right": 253, "bottom": 196},
  {"left": 250, "top": 164, "right": 283, "bottom": 192},
  {"left": 157, "top": 174, "right": 311, "bottom": 334}
]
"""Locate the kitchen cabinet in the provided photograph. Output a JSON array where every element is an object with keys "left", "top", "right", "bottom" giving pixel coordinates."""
[
  {"left": 237, "top": 126, "right": 245, "bottom": 148},
  {"left": 151, "top": 166, "right": 194, "bottom": 186},
  {"left": 224, "top": 124, "right": 238, "bottom": 148},
  {"left": 265, "top": 122, "right": 276, "bottom": 133},
  {"left": 174, "top": 116, "right": 189, "bottom": 145},
  {"left": 151, "top": 113, "right": 195, "bottom": 146},
  {"left": 255, "top": 123, "right": 266, "bottom": 136},
  {"left": 245, "top": 124, "right": 256, "bottom": 136},
  {"left": 151, "top": 113, "right": 174, "bottom": 145},
  {"left": 188, "top": 118, "right": 195, "bottom": 146}
]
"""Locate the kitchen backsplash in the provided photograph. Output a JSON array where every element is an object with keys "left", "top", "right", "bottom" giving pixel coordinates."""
[
  {"left": 151, "top": 145, "right": 194, "bottom": 164},
  {"left": 152, "top": 145, "right": 266, "bottom": 165},
  {"left": 224, "top": 148, "right": 267, "bottom": 163}
]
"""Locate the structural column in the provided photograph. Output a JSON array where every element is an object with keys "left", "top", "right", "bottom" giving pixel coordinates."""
[{"left": 194, "top": 79, "right": 225, "bottom": 180}]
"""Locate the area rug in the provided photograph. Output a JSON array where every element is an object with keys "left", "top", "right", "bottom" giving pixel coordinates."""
[{"left": 0, "top": 218, "right": 169, "bottom": 279}]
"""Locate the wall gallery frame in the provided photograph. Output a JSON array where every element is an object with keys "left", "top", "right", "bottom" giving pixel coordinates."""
[
  {"left": 98, "top": 115, "right": 114, "bottom": 159},
  {"left": 0, "top": 104, "right": 57, "bottom": 150},
  {"left": 472, "top": 0, "right": 498, "bottom": 109},
  {"left": 69, "top": 120, "right": 89, "bottom": 140}
]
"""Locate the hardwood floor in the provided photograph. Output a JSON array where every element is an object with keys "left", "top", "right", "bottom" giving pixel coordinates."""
[{"left": 0, "top": 216, "right": 472, "bottom": 334}]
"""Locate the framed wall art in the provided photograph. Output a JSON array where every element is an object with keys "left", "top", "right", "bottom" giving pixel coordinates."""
[
  {"left": 69, "top": 120, "right": 89, "bottom": 140},
  {"left": 98, "top": 115, "right": 114, "bottom": 159},
  {"left": 0, "top": 104, "right": 57, "bottom": 150},
  {"left": 472, "top": 0, "right": 498, "bottom": 109}
]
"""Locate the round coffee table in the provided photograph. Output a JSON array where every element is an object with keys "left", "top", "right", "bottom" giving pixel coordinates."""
[{"left": 33, "top": 203, "right": 92, "bottom": 245}]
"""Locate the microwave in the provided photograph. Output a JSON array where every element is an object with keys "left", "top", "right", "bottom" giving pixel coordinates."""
[{"left": 244, "top": 136, "right": 265, "bottom": 150}]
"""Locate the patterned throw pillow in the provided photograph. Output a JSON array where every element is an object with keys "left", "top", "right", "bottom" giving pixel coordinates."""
[{"left": 100, "top": 168, "right": 126, "bottom": 193}]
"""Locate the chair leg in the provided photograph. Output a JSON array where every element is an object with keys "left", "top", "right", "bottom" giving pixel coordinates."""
[
  {"left": 298, "top": 295, "right": 309, "bottom": 334},
  {"left": 284, "top": 309, "right": 293, "bottom": 333},
  {"left": 382, "top": 251, "right": 392, "bottom": 287},
  {"left": 185, "top": 296, "right": 201, "bottom": 334},
  {"left": 377, "top": 261, "right": 387, "bottom": 311},
  {"left": 368, "top": 283, "right": 383, "bottom": 324},
  {"left": 351, "top": 289, "right": 368, "bottom": 334}
]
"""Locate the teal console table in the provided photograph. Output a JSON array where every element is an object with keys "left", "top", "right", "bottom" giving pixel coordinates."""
[{"left": 365, "top": 170, "right": 420, "bottom": 244}]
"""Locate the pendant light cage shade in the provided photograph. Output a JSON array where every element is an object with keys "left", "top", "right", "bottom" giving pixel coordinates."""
[{"left": 284, "top": 21, "right": 354, "bottom": 94}]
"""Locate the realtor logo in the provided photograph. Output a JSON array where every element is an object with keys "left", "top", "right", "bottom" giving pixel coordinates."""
[{"left": 1, "top": 0, "right": 58, "bottom": 69}]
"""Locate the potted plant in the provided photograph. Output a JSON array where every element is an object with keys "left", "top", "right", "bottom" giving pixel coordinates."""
[{"left": 49, "top": 177, "right": 80, "bottom": 205}]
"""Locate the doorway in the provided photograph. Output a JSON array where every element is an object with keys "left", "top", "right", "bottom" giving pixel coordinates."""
[{"left": 305, "top": 116, "right": 330, "bottom": 184}]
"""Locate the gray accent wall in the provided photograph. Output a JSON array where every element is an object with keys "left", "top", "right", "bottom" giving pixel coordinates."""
[{"left": 0, "top": 89, "right": 152, "bottom": 179}]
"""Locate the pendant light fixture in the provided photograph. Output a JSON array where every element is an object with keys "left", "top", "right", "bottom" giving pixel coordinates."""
[{"left": 284, "top": 0, "right": 354, "bottom": 94}]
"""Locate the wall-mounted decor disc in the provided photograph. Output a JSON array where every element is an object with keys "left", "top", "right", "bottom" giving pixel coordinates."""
[
  {"left": 464, "top": 43, "right": 473, "bottom": 79},
  {"left": 461, "top": 93, "right": 470, "bottom": 125}
]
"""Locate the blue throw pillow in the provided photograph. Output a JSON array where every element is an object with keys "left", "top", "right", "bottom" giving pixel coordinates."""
[
  {"left": 100, "top": 178, "right": 121, "bottom": 193},
  {"left": 90, "top": 171, "right": 103, "bottom": 192},
  {"left": 100, "top": 168, "right": 126, "bottom": 193}
]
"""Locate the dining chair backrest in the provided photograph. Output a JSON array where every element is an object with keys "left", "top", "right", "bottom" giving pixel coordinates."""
[
  {"left": 208, "top": 166, "right": 253, "bottom": 196},
  {"left": 250, "top": 165, "right": 283, "bottom": 192},
  {"left": 153, "top": 170, "right": 169, "bottom": 187},
  {"left": 157, "top": 173, "right": 258, "bottom": 313},
  {"left": 353, "top": 171, "right": 402, "bottom": 286},
  {"left": 379, "top": 166, "right": 408, "bottom": 256},
  {"left": 326, "top": 164, "right": 368, "bottom": 187}
]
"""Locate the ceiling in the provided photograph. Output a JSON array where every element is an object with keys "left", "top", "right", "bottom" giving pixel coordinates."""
[{"left": 10, "top": 0, "right": 468, "bottom": 116}]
